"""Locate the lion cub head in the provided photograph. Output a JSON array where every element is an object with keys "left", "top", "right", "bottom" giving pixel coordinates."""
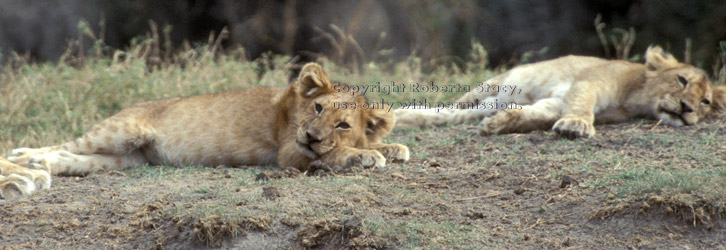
[
  {"left": 284, "top": 63, "right": 393, "bottom": 159},
  {"left": 643, "top": 46, "right": 715, "bottom": 126}
]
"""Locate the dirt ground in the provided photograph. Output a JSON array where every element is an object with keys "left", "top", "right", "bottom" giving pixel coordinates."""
[{"left": 2, "top": 120, "right": 726, "bottom": 249}]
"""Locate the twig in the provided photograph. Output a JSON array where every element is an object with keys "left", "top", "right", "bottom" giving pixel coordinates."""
[
  {"left": 649, "top": 119, "right": 663, "bottom": 131},
  {"left": 594, "top": 14, "right": 611, "bottom": 58},
  {"left": 312, "top": 25, "right": 344, "bottom": 61},
  {"left": 684, "top": 38, "right": 692, "bottom": 64}
]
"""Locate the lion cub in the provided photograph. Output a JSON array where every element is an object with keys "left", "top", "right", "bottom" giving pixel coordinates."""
[
  {"left": 1, "top": 63, "right": 409, "bottom": 198},
  {"left": 395, "top": 46, "right": 725, "bottom": 138}
]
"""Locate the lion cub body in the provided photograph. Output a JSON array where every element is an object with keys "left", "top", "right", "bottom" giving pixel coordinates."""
[
  {"left": 1, "top": 63, "right": 409, "bottom": 198},
  {"left": 117, "top": 88, "right": 281, "bottom": 167},
  {"left": 395, "top": 46, "right": 724, "bottom": 137}
]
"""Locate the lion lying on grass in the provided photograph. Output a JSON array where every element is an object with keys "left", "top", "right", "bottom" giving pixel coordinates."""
[
  {"left": 395, "top": 46, "right": 726, "bottom": 137},
  {"left": 1, "top": 63, "right": 409, "bottom": 199}
]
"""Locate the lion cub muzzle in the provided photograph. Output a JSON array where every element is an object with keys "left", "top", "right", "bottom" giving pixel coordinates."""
[
  {"left": 657, "top": 98, "right": 700, "bottom": 126},
  {"left": 295, "top": 126, "right": 335, "bottom": 159}
]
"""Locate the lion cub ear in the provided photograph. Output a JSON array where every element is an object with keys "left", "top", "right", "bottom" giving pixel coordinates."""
[
  {"left": 365, "top": 103, "right": 395, "bottom": 142},
  {"left": 711, "top": 85, "right": 726, "bottom": 114},
  {"left": 296, "top": 63, "right": 333, "bottom": 98},
  {"left": 645, "top": 46, "right": 681, "bottom": 71}
]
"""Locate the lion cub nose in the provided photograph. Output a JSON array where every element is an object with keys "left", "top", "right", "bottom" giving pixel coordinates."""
[
  {"left": 680, "top": 100, "right": 694, "bottom": 113},
  {"left": 306, "top": 132, "right": 321, "bottom": 143}
]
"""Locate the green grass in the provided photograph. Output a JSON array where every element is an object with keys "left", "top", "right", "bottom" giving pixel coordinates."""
[
  {"left": 364, "top": 218, "right": 489, "bottom": 250},
  {"left": 603, "top": 167, "right": 726, "bottom": 199},
  {"left": 576, "top": 131, "right": 726, "bottom": 215}
]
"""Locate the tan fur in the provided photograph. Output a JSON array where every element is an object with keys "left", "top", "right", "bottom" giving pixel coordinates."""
[
  {"left": 1, "top": 63, "right": 409, "bottom": 198},
  {"left": 0, "top": 158, "right": 51, "bottom": 199},
  {"left": 395, "top": 46, "right": 723, "bottom": 138}
]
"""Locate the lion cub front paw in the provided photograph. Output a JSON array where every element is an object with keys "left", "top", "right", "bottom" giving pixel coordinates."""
[
  {"left": 343, "top": 149, "right": 386, "bottom": 169},
  {"left": 373, "top": 143, "right": 410, "bottom": 163},
  {"left": 321, "top": 148, "right": 386, "bottom": 173},
  {"left": 552, "top": 117, "right": 595, "bottom": 138}
]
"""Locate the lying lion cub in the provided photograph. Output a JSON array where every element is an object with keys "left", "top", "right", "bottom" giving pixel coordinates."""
[
  {"left": 395, "top": 46, "right": 725, "bottom": 138},
  {"left": 1, "top": 63, "right": 409, "bottom": 198}
]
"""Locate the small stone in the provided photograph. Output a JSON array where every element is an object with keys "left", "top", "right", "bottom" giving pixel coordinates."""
[
  {"left": 514, "top": 188, "right": 525, "bottom": 195},
  {"left": 255, "top": 173, "right": 269, "bottom": 181},
  {"left": 559, "top": 175, "right": 574, "bottom": 188},
  {"left": 467, "top": 211, "right": 485, "bottom": 219},
  {"left": 262, "top": 186, "right": 281, "bottom": 200},
  {"left": 561, "top": 237, "right": 572, "bottom": 247},
  {"left": 343, "top": 216, "right": 362, "bottom": 229},
  {"left": 313, "top": 169, "right": 330, "bottom": 176}
]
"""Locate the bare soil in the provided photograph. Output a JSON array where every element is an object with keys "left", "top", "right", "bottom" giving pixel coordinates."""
[{"left": 2, "top": 120, "right": 726, "bottom": 249}]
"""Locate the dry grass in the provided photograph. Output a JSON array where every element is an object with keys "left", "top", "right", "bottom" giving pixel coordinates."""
[
  {"left": 714, "top": 41, "right": 726, "bottom": 85},
  {"left": 594, "top": 14, "right": 636, "bottom": 61},
  {"left": 0, "top": 27, "right": 501, "bottom": 155}
]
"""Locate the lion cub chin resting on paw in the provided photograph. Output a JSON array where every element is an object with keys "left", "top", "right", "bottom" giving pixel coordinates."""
[
  {"left": 1, "top": 62, "right": 409, "bottom": 199},
  {"left": 395, "top": 46, "right": 726, "bottom": 138}
]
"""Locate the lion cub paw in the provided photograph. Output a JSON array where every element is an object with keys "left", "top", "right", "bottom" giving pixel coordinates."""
[
  {"left": 0, "top": 175, "right": 37, "bottom": 199},
  {"left": 7, "top": 147, "right": 36, "bottom": 166},
  {"left": 344, "top": 149, "right": 386, "bottom": 169},
  {"left": 1, "top": 158, "right": 52, "bottom": 199},
  {"left": 321, "top": 148, "right": 386, "bottom": 173},
  {"left": 24, "top": 150, "right": 80, "bottom": 174},
  {"left": 479, "top": 110, "right": 519, "bottom": 135},
  {"left": 373, "top": 143, "right": 410, "bottom": 163},
  {"left": 552, "top": 117, "right": 596, "bottom": 139},
  {"left": 8, "top": 147, "right": 56, "bottom": 166}
]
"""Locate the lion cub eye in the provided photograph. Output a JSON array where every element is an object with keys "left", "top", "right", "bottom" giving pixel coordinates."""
[
  {"left": 702, "top": 98, "right": 711, "bottom": 105},
  {"left": 677, "top": 75, "right": 688, "bottom": 87},
  {"left": 336, "top": 122, "right": 351, "bottom": 129},
  {"left": 314, "top": 103, "right": 323, "bottom": 113}
]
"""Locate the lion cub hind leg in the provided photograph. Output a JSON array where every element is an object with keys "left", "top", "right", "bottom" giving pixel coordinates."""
[
  {"left": 10, "top": 111, "right": 152, "bottom": 168},
  {"left": 481, "top": 98, "right": 564, "bottom": 135},
  {"left": 27, "top": 150, "right": 147, "bottom": 176},
  {"left": 58, "top": 115, "right": 153, "bottom": 156},
  {"left": 0, "top": 157, "right": 51, "bottom": 199}
]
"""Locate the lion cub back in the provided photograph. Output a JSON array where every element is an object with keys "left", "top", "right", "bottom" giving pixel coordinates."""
[{"left": 116, "top": 88, "right": 284, "bottom": 166}]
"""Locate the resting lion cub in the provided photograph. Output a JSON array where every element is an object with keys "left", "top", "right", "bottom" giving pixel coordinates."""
[
  {"left": 395, "top": 46, "right": 725, "bottom": 138},
  {"left": 1, "top": 63, "right": 409, "bottom": 198}
]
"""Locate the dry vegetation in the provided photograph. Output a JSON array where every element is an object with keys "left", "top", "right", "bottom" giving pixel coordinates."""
[{"left": 2, "top": 29, "right": 726, "bottom": 249}]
